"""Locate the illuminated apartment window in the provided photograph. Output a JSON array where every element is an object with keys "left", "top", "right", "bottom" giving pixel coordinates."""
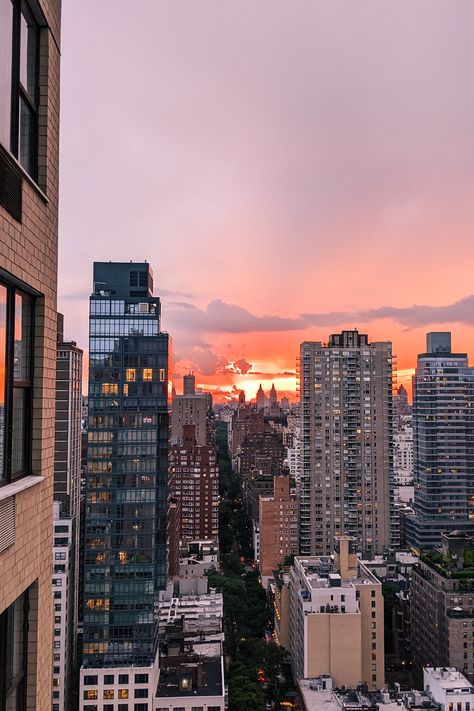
[
  {"left": 118, "top": 689, "right": 129, "bottom": 699},
  {"left": 143, "top": 368, "right": 153, "bottom": 381},
  {"left": 125, "top": 368, "right": 136, "bottom": 382},
  {"left": 159, "top": 368, "right": 165, "bottom": 381},
  {"left": 0, "top": 281, "right": 34, "bottom": 484},
  {"left": 104, "top": 690, "right": 114, "bottom": 699},
  {"left": 101, "top": 383, "right": 118, "bottom": 396},
  {"left": 84, "top": 690, "right": 98, "bottom": 700}
]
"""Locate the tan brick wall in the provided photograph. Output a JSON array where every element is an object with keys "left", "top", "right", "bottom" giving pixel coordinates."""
[
  {"left": 357, "top": 582, "right": 385, "bottom": 690},
  {"left": 306, "top": 613, "right": 362, "bottom": 686},
  {"left": 0, "top": 2, "right": 61, "bottom": 709}
]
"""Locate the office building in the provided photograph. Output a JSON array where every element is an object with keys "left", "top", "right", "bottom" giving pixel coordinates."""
[
  {"left": 411, "top": 531, "right": 474, "bottom": 683},
  {"left": 169, "top": 424, "right": 219, "bottom": 542},
  {"left": 289, "top": 537, "right": 385, "bottom": 690},
  {"left": 0, "top": 1, "right": 61, "bottom": 708},
  {"left": 52, "top": 314, "right": 83, "bottom": 711},
  {"left": 81, "top": 262, "right": 171, "bottom": 696},
  {"left": 259, "top": 476, "right": 299, "bottom": 578},
  {"left": 406, "top": 333, "right": 474, "bottom": 550},
  {"left": 298, "top": 330, "right": 394, "bottom": 556}
]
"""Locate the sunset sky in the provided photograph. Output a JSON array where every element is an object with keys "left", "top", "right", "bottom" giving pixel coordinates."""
[{"left": 58, "top": 1, "right": 474, "bottom": 402}]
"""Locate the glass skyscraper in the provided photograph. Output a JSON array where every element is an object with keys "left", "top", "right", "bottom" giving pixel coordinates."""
[
  {"left": 83, "top": 262, "right": 171, "bottom": 668},
  {"left": 406, "top": 332, "right": 474, "bottom": 550}
]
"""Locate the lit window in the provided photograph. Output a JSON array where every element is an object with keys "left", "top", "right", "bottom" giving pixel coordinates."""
[
  {"left": 125, "top": 368, "right": 136, "bottom": 382},
  {"left": 143, "top": 368, "right": 153, "bottom": 381},
  {"left": 118, "top": 689, "right": 129, "bottom": 699},
  {"left": 101, "top": 383, "right": 118, "bottom": 396},
  {"left": 84, "top": 690, "right": 98, "bottom": 700},
  {"left": 103, "top": 689, "right": 114, "bottom": 699},
  {"left": 0, "top": 284, "right": 33, "bottom": 484},
  {"left": 160, "top": 369, "right": 165, "bottom": 382}
]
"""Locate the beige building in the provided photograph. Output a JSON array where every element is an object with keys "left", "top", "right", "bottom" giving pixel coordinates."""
[
  {"left": 299, "top": 331, "right": 395, "bottom": 556},
  {"left": 0, "top": 1, "right": 61, "bottom": 709},
  {"left": 259, "top": 476, "right": 299, "bottom": 579},
  {"left": 289, "top": 537, "right": 385, "bottom": 690},
  {"left": 171, "top": 392, "right": 208, "bottom": 446}
]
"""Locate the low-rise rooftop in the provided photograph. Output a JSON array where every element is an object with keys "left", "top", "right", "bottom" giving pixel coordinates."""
[{"left": 156, "top": 658, "right": 223, "bottom": 699}]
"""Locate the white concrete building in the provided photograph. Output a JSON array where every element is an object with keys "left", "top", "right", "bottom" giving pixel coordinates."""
[
  {"left": 80, "top": 660, "right": 159, "bottom": 711},
  {"left": 52, "top": 510, "right": 74, "bottom": 711},
  {"left": 158, "top": 589, "right": 224, "bottom": 637},
  {"left": 394, "top": 415, "right": 413, "bottom": 486},
  {"left": 424, "top": 667, "right": 474, "bottom": 711}
]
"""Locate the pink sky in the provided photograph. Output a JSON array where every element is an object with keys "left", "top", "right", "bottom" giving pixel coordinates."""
[{"left": 58, "top": 1, "right": 474, "bottom": 401}]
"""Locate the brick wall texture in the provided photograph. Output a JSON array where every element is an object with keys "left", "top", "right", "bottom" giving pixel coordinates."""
[{"left": 0, "top": 2, "right": 61, "bottom": 710}]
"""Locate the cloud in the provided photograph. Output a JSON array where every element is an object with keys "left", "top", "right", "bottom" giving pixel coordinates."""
[
  {"left": 168, "top": 294, "right": 474, "bottom": 341},
  {"left": 302, "top": 295, "right": 474, "bottom": 329},
  {"left": 233, "top": 358, "right": 253, "bottom": 374}
]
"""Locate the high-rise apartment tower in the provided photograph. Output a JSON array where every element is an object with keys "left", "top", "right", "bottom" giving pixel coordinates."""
[
  {"left": 406, "top": 333, "right": 474, "bottom": 550},
  {"left": 52, "top": 314, "right": 83, "bottom": 711},
  {"left": 298, "top": 330, "right": 394, "bottom": 556},
  {"left": 82, "top": 262, "right": 171, "bottom": 671}
]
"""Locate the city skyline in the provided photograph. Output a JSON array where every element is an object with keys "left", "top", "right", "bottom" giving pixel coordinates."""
[{"left": 58, "top": 1, "right": 474, "bottom": 401}]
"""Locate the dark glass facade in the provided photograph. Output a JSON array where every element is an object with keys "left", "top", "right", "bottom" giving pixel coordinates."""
[
  {"left": 83, "top": 263, "right": 171, "bottom": 668},
  {"left": 406, "top": 333, "right": 474, "bottom": 550}
]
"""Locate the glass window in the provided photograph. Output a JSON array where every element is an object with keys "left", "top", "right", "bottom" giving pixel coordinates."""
[
  {"left": 83, "top": 675, "right": 98, "bottom": 686},
  {"left": 0, "top": 0, "right": 13, "bottom": 150},
  {"left": 0, "top": 282, "right": 33, "bottom": 484},
  {"left": 118, "top": 674, "right": 129, "bottom": 684},
  {"left": 0, "top": 285, "right": 6, "bottom": 479},
  {"left": 142, "top": 368, "right": 152, "bottom": 381},
  {"left": 0, "top": 587, "right": 31, "bottom": 710},
  {"left": 134, "top": 674, "right": 148, "bottom": 684},
  {"left": 2, "top": 0, "right": 40, "bottom": 179},
  {"left": 118, "top": 689, "right": 129, "bottom": 699}
]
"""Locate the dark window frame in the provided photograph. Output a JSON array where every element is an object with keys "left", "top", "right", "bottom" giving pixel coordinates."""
[
  {"left": 0, "top": 587, "right": 30, "bottom": 711},
  {"left": 0, "top": 273, "right": 35, "bottom": 486},
  {"left": 4, "top": 0, "right": 44, "bottom": 182}
]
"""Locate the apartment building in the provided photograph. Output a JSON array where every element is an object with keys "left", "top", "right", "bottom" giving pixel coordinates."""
[
  {"left": 298, "top": 331, "right": 394, "bottom": 556},
  {"left": 406, "top": 332, "right": 474, "bottom": 550},
  {"left": 80, "top": 262, "right": 171, "bottom": 707},
  {"left": 171, "top": 382, "right": 208, "bottom": 447},
  {"left": 411, "top": 531, "right": 474, "bottom": 684},
  {"left": 52, "top": 313, "right": 83, "bottom": 710},
  {"left": 289, "top": 537, "right": 385, "bottom": 690},
  {"left": 169, "top": 425, "right": 219, "bottom": 542},
  {"left": 0, "top": 2, "right": 61, "bottom": 709},
  {"left": 259, "top": 475, "right": 299, "bottom": 578}
]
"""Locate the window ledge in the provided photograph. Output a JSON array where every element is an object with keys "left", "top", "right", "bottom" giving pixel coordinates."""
[{"left": 0, "top": 476, "right": 44, "bottom": 502}]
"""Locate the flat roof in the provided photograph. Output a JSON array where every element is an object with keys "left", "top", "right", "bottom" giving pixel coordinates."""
[{"left": 156, "top": 660, "right": 223, "bottom": 699}]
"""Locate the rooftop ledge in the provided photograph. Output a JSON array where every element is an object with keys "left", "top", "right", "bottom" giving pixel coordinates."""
[{"left": 0, "top": 476, "right": 44, "bottom": 502}]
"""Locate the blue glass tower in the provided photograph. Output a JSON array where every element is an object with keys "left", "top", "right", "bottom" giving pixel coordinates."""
[{"left": 83, "top": 262, "right": 171, "bottom": 668}]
